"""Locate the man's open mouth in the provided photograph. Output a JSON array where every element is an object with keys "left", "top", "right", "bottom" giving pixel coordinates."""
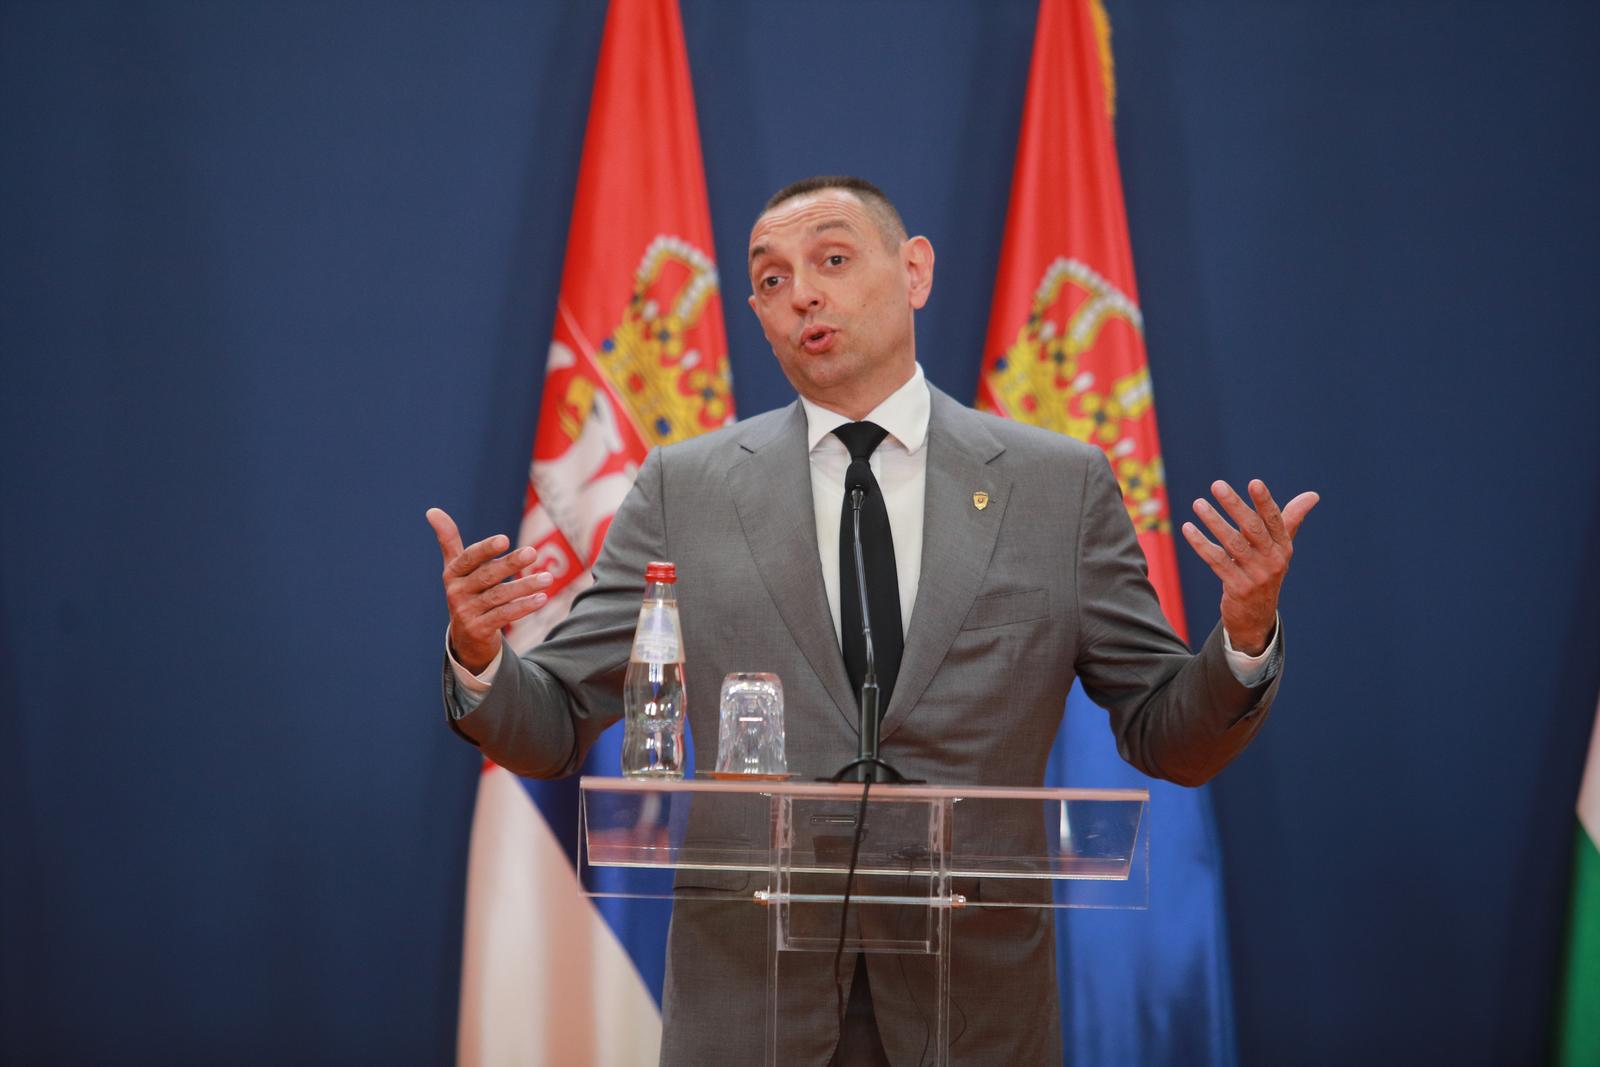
[{"left": 801, "top": 325, "right": 836, "bottom": 353}]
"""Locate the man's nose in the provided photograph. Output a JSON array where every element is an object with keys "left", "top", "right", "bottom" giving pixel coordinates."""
[{"left": 789, "top": 269, "right": 822, "bottom": 312}]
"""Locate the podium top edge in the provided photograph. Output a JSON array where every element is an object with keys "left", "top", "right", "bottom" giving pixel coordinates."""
[{"left": 576, "top": 776, "right": 1149, "bottom": 803}]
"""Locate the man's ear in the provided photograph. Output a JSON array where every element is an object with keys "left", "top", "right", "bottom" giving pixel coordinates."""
[{"left": 903, "top": 236, "right": 935, "bottom": 310}]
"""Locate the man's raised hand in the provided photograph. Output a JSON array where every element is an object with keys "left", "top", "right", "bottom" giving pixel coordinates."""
[
  {"left": 1180, "top": 479, "right": 1319, "bottom": 657},
  {"left": 426, "top": 507, "right": 553, "bottom": 674}
]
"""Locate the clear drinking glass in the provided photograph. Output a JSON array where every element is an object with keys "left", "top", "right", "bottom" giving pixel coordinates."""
[{"left": 715, "top": 672, "right": 786, "bottom": 776}]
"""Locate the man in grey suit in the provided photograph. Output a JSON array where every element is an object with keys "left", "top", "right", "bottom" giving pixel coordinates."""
[{"left": 428, "top": 176, "right": 1317, "bottom": 1065}]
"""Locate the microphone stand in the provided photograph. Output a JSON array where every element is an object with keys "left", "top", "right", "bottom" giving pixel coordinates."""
[{"left": 829, "top": 486, "right": 914, "bottom": 785}]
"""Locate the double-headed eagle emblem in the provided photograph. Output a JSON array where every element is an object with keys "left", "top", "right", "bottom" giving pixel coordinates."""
[
  {"left": 982, "top": 257, "right": 1173, "bottom": 535},
  {"left": 593, "top": 235, "right": 734, "bottom": 448}
]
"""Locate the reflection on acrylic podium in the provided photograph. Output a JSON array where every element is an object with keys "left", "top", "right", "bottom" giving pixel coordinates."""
[{"left": 578, "top": 777, "right": 1148, "bottom": 1066}]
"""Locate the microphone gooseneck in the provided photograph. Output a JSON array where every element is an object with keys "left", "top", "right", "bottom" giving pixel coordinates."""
[
  {"left": 826, "top": 421, "right": 914, "bottom": 786},
  {"left": 849, "top": 486, "right": 877, "bottom": 686}
]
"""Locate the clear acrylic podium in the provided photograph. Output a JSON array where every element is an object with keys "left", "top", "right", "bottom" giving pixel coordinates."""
[{"left": 578, "top": 777, "right": 1148, "bottom": 1066}]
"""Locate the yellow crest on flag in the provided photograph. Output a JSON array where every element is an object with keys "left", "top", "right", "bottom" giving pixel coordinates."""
[
  {"left": 594, "top": 235, "right": 733, "bottom": 448},
  {"left": 983, "top": 257, "right": 1171, "bottom": 535}
]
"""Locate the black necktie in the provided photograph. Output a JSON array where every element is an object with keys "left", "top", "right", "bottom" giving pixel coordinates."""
[{"left": 833, "top": 421, "right": 903, "bottom": 714}]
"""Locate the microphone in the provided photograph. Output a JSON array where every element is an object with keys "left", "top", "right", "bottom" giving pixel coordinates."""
[
  {"left": 825, "top": 478, "right": 913, "bottom": 785},
  {"left": 847, "top": 484, "right": 882, "bottom": 783}
]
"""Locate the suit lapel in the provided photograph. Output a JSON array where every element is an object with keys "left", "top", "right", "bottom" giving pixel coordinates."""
[
  {"left": 728, "top": 402, "right": 861, "bottom": 734},
  {"left": 881, "top": 388, "right": 1009, "bottom": 741}
]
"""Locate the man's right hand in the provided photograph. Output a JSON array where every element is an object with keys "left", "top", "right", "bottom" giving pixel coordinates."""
[{"left": 426, "top": 507, "right": 553, "bottom": 674}]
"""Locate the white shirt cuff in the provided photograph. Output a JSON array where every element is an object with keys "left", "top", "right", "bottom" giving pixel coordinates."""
[
  {"left": 1222, "top": 615, "right": 1280, "bottom": 688},
  {"left": 445, "top": 626, "right": 501, "bottom": 713}
]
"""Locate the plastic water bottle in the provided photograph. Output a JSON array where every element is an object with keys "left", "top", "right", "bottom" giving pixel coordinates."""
[{"left": 621, "top": 561, "right": 687, "bottom": 778}]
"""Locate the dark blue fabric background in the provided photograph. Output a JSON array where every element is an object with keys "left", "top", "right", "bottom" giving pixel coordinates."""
[{"left": 2, "top": 2, "right": 1597, "bottom": 1063}]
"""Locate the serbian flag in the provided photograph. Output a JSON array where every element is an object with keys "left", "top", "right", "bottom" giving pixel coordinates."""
[
  {"left": 456, "top": 0, "right": 733, "bottom": 1062},
  {"left": 978, "top": 0, "right": 1237, "bottom": 1063}
]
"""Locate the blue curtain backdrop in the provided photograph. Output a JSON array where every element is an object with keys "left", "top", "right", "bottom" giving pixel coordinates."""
[{"left": 2, "top": 2, "right": 1597, "bottom": 1064}]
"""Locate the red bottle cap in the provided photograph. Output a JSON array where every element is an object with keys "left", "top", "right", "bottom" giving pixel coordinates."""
[{"left": 644, "top": 561, "right": 677, "bottom": 583}]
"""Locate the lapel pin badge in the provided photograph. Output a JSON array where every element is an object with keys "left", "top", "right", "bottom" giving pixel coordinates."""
[{"left": 972, "top": 490, "right": 989, "bottom": 511}]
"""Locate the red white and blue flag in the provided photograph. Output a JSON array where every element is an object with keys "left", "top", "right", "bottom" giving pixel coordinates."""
[
  {"left": 980, "top": 1, "right": 1237, "bottom": 1062},
  {"left": 456, "top": 0, "right": 733, "bottom": 1061}
]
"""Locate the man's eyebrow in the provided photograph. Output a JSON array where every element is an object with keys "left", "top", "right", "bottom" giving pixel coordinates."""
[{"left": 748, "top": 219, "right": 861, "bottom": 263}]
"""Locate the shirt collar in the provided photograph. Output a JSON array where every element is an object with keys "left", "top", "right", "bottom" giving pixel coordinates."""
[{"left": 800, "top": 363, "right": 930, "bottom": 456}]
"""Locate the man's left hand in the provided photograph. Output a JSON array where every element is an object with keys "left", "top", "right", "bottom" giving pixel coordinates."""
[{"left": 1181, "top": 479, "right": 1319, "bottom": 656}]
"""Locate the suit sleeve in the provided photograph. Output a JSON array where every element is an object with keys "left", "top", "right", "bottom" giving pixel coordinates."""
[
  {"left": 441, "top": 446, "right": 669, "bottom": 778},
  {"left": 1072, "top": 450, "right": 1278, "bottom": 786}
]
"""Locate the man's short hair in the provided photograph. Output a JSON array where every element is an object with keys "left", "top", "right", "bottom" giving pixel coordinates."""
[{"left": 759, "top": 175, "right": 908, "bottom": 251}]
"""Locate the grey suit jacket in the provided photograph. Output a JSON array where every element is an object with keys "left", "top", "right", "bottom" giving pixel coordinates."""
[{"left": 446, "top": 385, "right": 1277, "bottom": 1065}]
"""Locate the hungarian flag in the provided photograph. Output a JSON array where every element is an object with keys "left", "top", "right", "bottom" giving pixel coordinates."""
[
  {"left": 456, "top": 0, "right": 733, "bottom": 1062},
  {"left": 978, "top": 1, "right": 1236, "bottom": 1062},
  {"left": 1556, "top": 697, "right": 1600, "bottom": 1066}
]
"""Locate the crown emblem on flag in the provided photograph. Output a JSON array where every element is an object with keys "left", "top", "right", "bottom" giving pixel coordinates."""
[
  {"left": 594, "top": 235, "right": 733, "bottom": 448},
  {"left": 983, "top": 257, "right": 1172, "bottom": 535}
]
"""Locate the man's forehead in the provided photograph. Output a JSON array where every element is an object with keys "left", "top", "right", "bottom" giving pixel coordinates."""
[{"left": 748, "top": 191, "right": 873, "bottom": 256}]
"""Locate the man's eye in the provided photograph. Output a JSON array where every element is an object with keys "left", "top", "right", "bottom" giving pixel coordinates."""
[
  {"left": 826, "top": 255, "right": 847, "bottom": 267},
  {"left": 761, "top": 275, "right": 782, "bottom": 289}
]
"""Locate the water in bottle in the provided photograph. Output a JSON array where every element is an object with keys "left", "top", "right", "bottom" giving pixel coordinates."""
[{"left": 622, "top": 561, "right": 687, "bottom": 778}]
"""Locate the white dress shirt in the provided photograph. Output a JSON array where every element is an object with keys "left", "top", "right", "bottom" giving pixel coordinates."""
[
  {"left": 449, "top": 363, "right": 1274, "bottom": 703},
  {"left": 799, "top": 362, "right": 930, "bottom": 648}
]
